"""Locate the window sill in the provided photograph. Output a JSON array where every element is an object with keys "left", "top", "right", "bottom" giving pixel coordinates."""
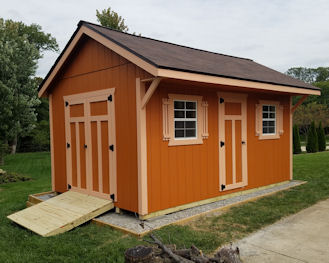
[
  {"left": 258, "top": 133, "right": 280, "bottom": 140},
  {"left": 168, "top": 137, "right": 203, "bottom": 146}
]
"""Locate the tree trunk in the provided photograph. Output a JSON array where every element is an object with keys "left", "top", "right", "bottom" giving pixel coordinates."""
[{"left": 10, "top": 136, "right": 17, "bottom": 154}]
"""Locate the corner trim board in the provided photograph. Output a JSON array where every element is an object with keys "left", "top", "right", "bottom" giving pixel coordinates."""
[{"left": 136, "top": 78, "right": 148, "bottom": 215}]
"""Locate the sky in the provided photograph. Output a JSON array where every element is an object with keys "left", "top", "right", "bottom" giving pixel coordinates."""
[{"left": 1, "top": 0, "right": 329, "bottom": 78}]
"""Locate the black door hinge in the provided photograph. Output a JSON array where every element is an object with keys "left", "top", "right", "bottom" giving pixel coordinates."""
[
  {"left": 108, "top": 95, "right": 112, "bottom": 101},
  {"left": 65, "top": 101, "right": 69, "bottom": 107},
  {"left": 67, "top": 143, "right": 70, "bottom": 148},
  {"left": 110, "top": 194, "right": 115, "bottom": 200},
  {"left": 221, "top": 184, "right": 226, "bottom": 191},
  {"left": 220, "top": 141, "right": 225, "bottom": 147},
  {"left": 109, "top": 144, "right": 114, "bottom": 151},
  {"left": 68, "top": 184, "right": 71, "bottom": 189},
  {"left": 242, "top": 141, "right": 246, "bottom": 145},
  {"left": 220, "top": 97, "right": 224, "bottom": 104}
]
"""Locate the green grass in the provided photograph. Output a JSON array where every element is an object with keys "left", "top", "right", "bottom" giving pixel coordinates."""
[{"left": 1, "top": 151, "right": 329, "bottom": 261}]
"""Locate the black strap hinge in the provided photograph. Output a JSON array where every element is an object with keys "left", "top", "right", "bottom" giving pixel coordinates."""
[
  {"left": 109, "top": 144, "right": 114, "bottom": 151},
  {"left": 110, "top": 194, "right": 115, "bottom": 200},
  {"left": 65, "top": 101, "right": 69, "bottom": 107},
  {"left": 221, "top": 184, "right": 226, "bottom": 191},
  {"left": 68, "top": 184, "right": 71, "bottom": 189},
  {"left": 108, "top": 95, "right": 112, "bottom": 101},
  {"left": 220, "top": 98, "right": 224, "bottom": 104},
  {"left": 67, "top": 143, "right": 70, "bottom": 148},
  {"left": 220, "top": 141, "right": 225, "bottom": 147}
]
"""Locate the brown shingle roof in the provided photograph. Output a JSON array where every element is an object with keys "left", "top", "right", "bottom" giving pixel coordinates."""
[{"left": 82, "top": 21, "right": 317, "bottom": 91}]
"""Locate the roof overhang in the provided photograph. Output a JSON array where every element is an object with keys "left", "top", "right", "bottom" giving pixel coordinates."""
[{"left": 38, "top": 24, "right": 321, "bottom": 98}]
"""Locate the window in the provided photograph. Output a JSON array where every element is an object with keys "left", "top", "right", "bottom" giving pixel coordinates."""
[
  {"left": 174, "top": 100, "right": 197, "bottom": 139},
  {"left": 162, "top": 94, "right": 208, "bottom": 146},
  {"left": 262, "top": 105, "right": 276, "bottom": 134},
  {"left": 255, "top": 100, "right": 284, "bottom": 140}
]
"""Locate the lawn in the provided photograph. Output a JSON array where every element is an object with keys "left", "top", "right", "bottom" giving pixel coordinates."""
[{"left": 1, "top": 151, "right": 329, "bottom": 262}]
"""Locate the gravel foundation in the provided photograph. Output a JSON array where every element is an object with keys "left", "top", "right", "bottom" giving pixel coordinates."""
[{"left": 95, "top": 180, "right": 305, "bottom": 235}]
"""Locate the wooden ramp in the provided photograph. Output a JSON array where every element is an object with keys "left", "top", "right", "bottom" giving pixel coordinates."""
[{"left": 7, "top": 191, "right": 114, "bottom": 237}]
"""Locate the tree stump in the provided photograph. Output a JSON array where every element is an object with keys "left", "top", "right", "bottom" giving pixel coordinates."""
[{"left": 125, "top": 245, "right": 153, "bottom": 263}]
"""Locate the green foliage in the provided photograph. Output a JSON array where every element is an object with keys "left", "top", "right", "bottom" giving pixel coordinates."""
[
  {"left": 0, "top": 18, "right": 57, "bottom": 150},
  {"left": 293, "top": 102, "right": 329, "bottom": 133},
  {"left": 293, "top": 125, "right": 302, "bottom": 154},
  {"left": 286, "top": 67, "right": 329, "bottom": 84},
  {"left": 0, "top": 171, "right": 30, "bottom": 184},
  {"left": 96, "top": 8, "right": 129, "bottom": 32},
  {"left": 0, "top": 140, "right": 8, "bottom": 165},
  {"left": 306, "top": 121, "right": 318, "bottom": 153},
  {"left": 317, "top": 121, "right": 326, "bottom": 151}
]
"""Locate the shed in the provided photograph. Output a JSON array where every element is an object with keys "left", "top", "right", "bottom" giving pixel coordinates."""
[{"left": 38, "top": 21, "right": 320, "bottom": 219}]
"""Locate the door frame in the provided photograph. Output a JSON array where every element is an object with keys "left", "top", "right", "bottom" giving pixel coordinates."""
[
  {"left": 63, "top": 88, "right": 117, "bottom": 201},
  {"left": 217, "top": 92, "right": 248, "bottom": 192}
]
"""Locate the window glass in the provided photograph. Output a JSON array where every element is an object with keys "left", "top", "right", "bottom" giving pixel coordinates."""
[{"left": 174, "top": 100, "right": 197, "bottom": 139}]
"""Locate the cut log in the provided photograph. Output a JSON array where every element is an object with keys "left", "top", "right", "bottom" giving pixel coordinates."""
[
  {"left": 215, "top": 246, "right": 241, "bottom": 263},
  {"left": 125, "top": 245, "right": 153, "bottom": 263},
  {"left": 149, "top": 234, "right": 194, "bottom": 263}
]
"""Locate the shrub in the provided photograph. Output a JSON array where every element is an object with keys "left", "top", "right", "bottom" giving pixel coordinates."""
[
  {"left": 317, "top": 121, "right": 326, "bottom": 151},
  {"left": 293, "top": 125, "right": 302, "bottom": 154},
  {"left": 306, "top": 121, "right": 318, "bottom": 153},
  {"left": 0, "top": 140, "right": 8, "bottom": 165}
]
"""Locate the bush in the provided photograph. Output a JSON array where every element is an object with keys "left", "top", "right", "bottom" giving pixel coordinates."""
[
  {"left": 306, "top": 121, "right": 318, "bottom": 153},
  {"left": 317, "top": 121, "right": 326, "bottom": 151},
  {"left": 293, "top": 125, "right": 302, "bottom": 154}
]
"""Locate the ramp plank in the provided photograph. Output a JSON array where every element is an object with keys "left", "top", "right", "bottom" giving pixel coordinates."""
[{"left": 7, "top": 191, "right": 113, "bottom": 237}]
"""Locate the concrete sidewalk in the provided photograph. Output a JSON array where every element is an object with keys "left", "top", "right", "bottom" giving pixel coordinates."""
[{"left": 234, "top": 199, "right": 329, "bottom": 262}]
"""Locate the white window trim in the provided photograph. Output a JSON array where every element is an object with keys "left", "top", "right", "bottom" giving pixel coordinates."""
[
  {"left": 255, "top": 100, "right": 284, "bottom": 140},
  {"left": 167, "top": 94, "right": 203, "bottom": 146},
  {"left": 173, "top": 99, "right": 198, "bottom": 140}
]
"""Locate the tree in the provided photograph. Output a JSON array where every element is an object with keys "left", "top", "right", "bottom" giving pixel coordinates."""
[
  {"left": 96, "top": 8, "right": 129, "bottom": 32},
  {"left": 0, "top": 18, "right": 58, "bottom": 155},
  {"left": 286, "top": 67, "right": 329, "bottom": 84},
  {"left": 317, "top": 121, "right": 326, "bottom": 151},
  {"left": 293, "top": 102, "right": 329, "bottom": 134},
  {"left": 293, "top": 125, "right": 302, "bottom": 154},
  {"left": 306, "top": 121, "right": 318, "bottom": 153}
]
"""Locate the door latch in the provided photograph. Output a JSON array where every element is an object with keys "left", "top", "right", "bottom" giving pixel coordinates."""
[{"left": 220, "top": 141, "right": 225, "bottom": 147}]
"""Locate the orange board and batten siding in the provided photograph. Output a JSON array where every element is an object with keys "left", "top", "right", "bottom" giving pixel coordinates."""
[
  {"left": 146, "top": 83, "right": 291, "bottom": 213},
  {"left": 50, "top": 37, "right": 151, "bottom": 213}
]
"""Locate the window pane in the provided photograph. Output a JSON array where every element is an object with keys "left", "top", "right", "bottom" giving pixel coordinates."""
[
  {"left": 174, "top": 101, "right": 184, "bottom": 109},
  {"left": 175, "top": 121, "right": 184, "bottom": 128},
  {"left": 263, "top": 113, "right": 268, "bottom": 118},
  {"left": 185, "top": 121, "right": 196, "bottom": 128},
  {"left": 175, "top": 129, "right": 184, "bottom": 138},
  {"left": 185, "top": 129, "right": 196, "bottom": 137},
  {"left": 186, "top": 101, "right": 196, "bottom": 109},
  {"left": 186, "top": 110, "right": 196, "bottom": 118},
  {"left": 269, "top": 113, "right": 275, "bottom": 118},
  {"left": 268, "top": 121, "right": 275, "bottom": 126},
  {"left": 263, "top": 127, "right": 267, "bottom": 133},
  {"left": 269, "top": 127, "right": 275, "bottom": 133},
  {"left": 269, "top": 106, "right": 276, "bottom": 112},
  {"left": 263, "top": 105, "right": 268, "bottom": 111},
  {"left": 174, "top": 110, "right": 185, "bottom": 118},
  {"left": 263, "top": 121, "right": 269, "bottom": 127}
]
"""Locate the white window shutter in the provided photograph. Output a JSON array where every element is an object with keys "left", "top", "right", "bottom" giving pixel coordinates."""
[
  {"left": 278, "top": 105, "right": 284, "bottom": 135},
  {"left": 201, "top": 101, "right": 209, "bottom": 139},
  {"left": 162, "top": 98, "right": 171, "bottom": 140}
]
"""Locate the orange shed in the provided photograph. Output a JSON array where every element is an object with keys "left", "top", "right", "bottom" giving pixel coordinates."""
[{"left": 38, "top": 21, "right": 320, "bottom": 219}]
